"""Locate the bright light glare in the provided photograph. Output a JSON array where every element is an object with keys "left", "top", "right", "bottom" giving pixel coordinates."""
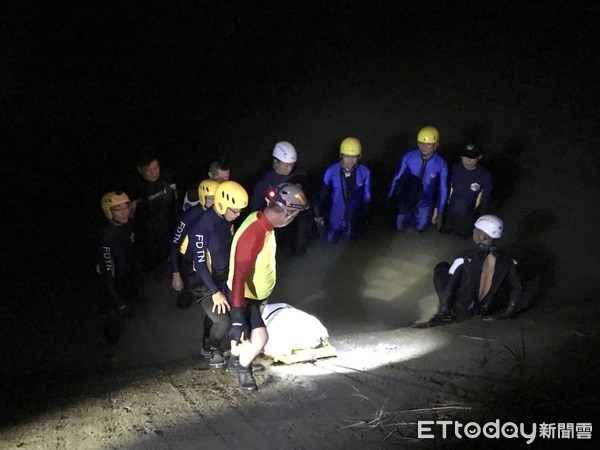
[{"left": 269, "top": 330, "right": 450, "bottom": 377}]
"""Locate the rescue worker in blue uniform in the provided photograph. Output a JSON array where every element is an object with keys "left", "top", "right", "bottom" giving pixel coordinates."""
[
  {"left": 187, "top": 181, "right": 248, "bottom": 368},
  {"left": 250, "top": 141, "right": 316, "bottom": 255},
  {"left": 442, "top": 144, "right": 493, "bottom": 238},
  {"left": 315, "top": 137, "right": 372, "bottom": 243},
  {"left": 388, "top": 126, "right": 449, "bottom": 232},
  {"left": 170, "top": 179, "right": 221, "bottom": 310},
  {"left": 427, "top": 215, "right": 522, "bottom": 326},
  {"left": 97, "top": 192, "right": 136, "bottom": 344}
]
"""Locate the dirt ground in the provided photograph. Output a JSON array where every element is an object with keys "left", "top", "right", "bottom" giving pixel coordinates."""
[{"left": 3, "top": 2, "right": 599, "bottom": 449}]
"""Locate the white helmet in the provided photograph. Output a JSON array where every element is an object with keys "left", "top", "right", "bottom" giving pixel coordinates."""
[
  {"left": 272, "top": 141, "right": 297, "bottom": 163},
  {"left": 475, "top": 215, "right": 504, "bottom": 239}
]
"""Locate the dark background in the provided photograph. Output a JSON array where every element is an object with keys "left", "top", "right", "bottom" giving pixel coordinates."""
[{"left": 2, "top": 0, "right": 599, "bottom": 422}]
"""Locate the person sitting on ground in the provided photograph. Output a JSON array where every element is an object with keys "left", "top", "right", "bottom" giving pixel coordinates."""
[
  {"left": 441, "top": 144, "right": 493, "bottom": 238},
  {"left": 427, "top": 214, "right": 522, "bottom": 326}
]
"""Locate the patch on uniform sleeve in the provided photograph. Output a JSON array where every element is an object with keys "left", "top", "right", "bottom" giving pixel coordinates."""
[{"left": 449, "top": 258, "right": 465, "bottom": 275}]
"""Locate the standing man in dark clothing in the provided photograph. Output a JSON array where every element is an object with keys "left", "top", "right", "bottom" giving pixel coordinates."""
[
  {"left": 97, "top": 191, "right": 136, "bottom": 344},
  {"left": 187, "top": 181, "right": 248, "bottom": 368},
  {"left": 182, "top": 155, "right": 231, "bottom": 212},
  {"left": 127, "top": 153, "right": 178, "bottom": 276},
  {"left": 251, "top": 141, "right": 315, "bottom": 255},
  {"left": 427, "top": 214, "right": 522, "bottom": 326},
  {"left": 442, "top": 144, "right": 493, "bottom": 238}
]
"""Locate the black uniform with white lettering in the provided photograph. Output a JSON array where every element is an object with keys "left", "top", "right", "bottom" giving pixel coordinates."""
[
  {"left": 97, "top": 220, "right": 136, "bottom": 312},
  {"left": 187, "top": 208, "right": 234, "bottom": 349}
]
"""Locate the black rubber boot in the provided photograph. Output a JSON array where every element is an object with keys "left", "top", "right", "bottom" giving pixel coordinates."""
[
  {"left": 227, "top": 355, "right": 265, "bottom": 373},
  {"left": 201, "top": 336, "right": 211, "bottom": 359},
  {"left": 209, "top": 348, "right": 226, "bottom": 369},
  {"left": 226, "top": 355, "right": 238, "bottom": 373},
  {"left": 236, "top": 365, "right": 257, "bottom": 391}
]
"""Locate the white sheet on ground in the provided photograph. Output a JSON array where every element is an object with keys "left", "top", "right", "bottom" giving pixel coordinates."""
[{"left": 261, "top": 303, "right": 329, "bottom": 357}]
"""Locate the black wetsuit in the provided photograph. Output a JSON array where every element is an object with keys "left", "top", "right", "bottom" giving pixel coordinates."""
[
  {"left": 169, "top": 204, "right": 207, "bottom": 309},
  {"left": 97, "top": 221, "right": 136, "bottom": 312},
  {"left": 434, "top": 246, "right": 522, "bottom": 318},
  {"left": 187, "top": 208, "right": 234, "bottom": 349},
  {"left": 128, "top": 177, "right": 177, "bottom": 273}
]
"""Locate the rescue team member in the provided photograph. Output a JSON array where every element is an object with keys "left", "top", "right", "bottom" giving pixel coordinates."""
[
  {"left": 170, "top": 180, "right": 222, "bottom": 357},
  {"left": 251, "top": 141, "right": 316, "bottom": 256},
  {"left": 182, "top": 155, "right": 231, "bottom": 212},
  {"left": 97, "top": 192, "right": 136, "bottom": 344},
  {"left": 170, "top": 178, "right": 221, "bottom": 310},
  {"left": 427, "top": 215, "right": 522, "bottom": 326},
  {"left": 227, "top": 183, "right": 309, "bottom": 390},
  {"left": 187, "top": 181, "right": 248, "bottom": 368},
  {"left": 442, "top": 144, "right": 493, "bottom": 238},
  {"left": 315, "top": 137, "right": 372, "bottom": 243},
  {"left": 388, "top": 126, "right": 449, "bottom": 232},
  {"left": 126, "top": 153, "right": 178, "bottom": 276}
]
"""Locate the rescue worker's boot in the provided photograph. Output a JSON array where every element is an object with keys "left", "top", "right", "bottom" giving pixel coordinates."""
[
  {"left": 227, "top": 355, "right": 265, "bottom": 373},
  {"left": 209, "top": 347, "right": 226, "bottom": 369},
  {"left": 201, "top": 336, "right": 211, "bottom": 359},
  {"left": 226, "top": 354, "right": 238, "bottom": 373},
  {"left": 236, "top": 365, "right": 257, "bottom": 391}
]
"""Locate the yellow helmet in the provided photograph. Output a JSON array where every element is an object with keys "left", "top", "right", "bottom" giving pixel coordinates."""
[
  {"left": 340, "top": 137, "right": 362, "bottom": 157},
  {"left": 197, "top": 179, "right": 221, "bottom": 207},
  {"left": 101, "top": 191, "right": 130, "bottom": 220},
  {"left": 214, "top": 181, "right": 248, "bottom": 215},
  {"left": 417, "top": 126, "right": 439, "bottom": 144}
]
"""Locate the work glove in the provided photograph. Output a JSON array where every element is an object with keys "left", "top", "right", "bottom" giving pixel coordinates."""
[{"left": 229, "top": 307, "right": 250, "bottom": 344}]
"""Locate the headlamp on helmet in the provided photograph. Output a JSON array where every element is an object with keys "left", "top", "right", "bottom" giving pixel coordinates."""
[{"left": 269, "top": 182, "right": 309, "bottom": 211}]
